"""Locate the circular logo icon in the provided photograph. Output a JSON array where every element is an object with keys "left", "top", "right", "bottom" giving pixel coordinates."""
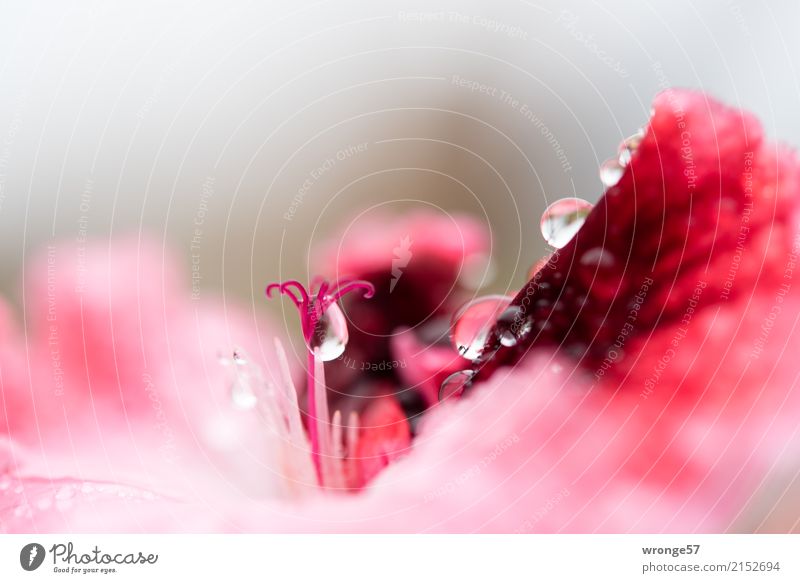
[{"left": 20, "top": 543, "right": 46, "bottom": 571}]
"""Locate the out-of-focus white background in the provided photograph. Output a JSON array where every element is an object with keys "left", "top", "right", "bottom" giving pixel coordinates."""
[{"left": 1, "top": 0, "right": 798, "bottom": 309}]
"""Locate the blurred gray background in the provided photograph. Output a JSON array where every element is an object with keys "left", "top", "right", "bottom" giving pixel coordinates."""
[{"left": 1, "top": 0, "right": 798, "bottom": 312}]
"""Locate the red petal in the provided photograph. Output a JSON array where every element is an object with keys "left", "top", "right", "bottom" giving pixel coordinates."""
[
  {"left": 479, "top": 90, "right": 800, "bottom": 378},
  {"left": 354, "top": 397, "right": 412, "bottom": 486}
]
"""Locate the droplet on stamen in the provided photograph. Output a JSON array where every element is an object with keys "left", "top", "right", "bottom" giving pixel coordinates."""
[
  {"left": 439, "top": 369, "right": 476, "bottom": 401},
  {"left": 450, "top": 295, "right": 514, "bottom": 361},
  {"left": 540, "top": 198, "right": 593, "bottom": 249},
  {"left": 308, "top": 301, "right": 349, "bottom": 362}
]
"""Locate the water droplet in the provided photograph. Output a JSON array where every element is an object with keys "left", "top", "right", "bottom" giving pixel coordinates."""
[
  {"left": 230, "top": 375, "right": 258, "bottom": 410},
  {"left": 308, "top": 302, "right": 349, "bottom": 361},
  {"left": 540, "top": 198, "right": 593, "bottom": 249},
  {"left": 494, "top": 306, "right": 532, "bottom": 347},
  {"left": 599, "top": 159, "right": 624, "bottom": 188},
  {"left": 55, "top": 499, "right": 73, "bottom": 512},
  {"left": 55, "top": 485, "right": 75, "bottom": 500},
  {"left": 617, "top": 129, "right": 645, "bottom": 166},
  {"left": 580, "top": 247, "right": 615, "bottom": 268},
  {"left": 439, "top": 370, "right": 475, "bottom": 401},
  {"left": 450, "top": 295, "right": 513, "bottom": 360},
  {"left": 36, "top": 497, "right": 52, "bottom": 510}
]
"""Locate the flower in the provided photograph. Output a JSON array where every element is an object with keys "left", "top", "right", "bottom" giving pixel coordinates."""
[
  {"left": 311, "top": 210, "right": 491, "bottom": 407},
  {"left": 265, "top": 277, "right": 378, "bottom": 488},
  {"left": 2, "top": 89, "right": 800, "bottom": 532}
]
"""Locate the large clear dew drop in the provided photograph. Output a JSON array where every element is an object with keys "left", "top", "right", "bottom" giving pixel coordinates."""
[
  {"left": 439, "top": 369, "right": 476, "bottom": 401},
  {"left": 540, "top": 197, "right": 594, "bottom": 249},
  {"left": 450, "top": 295, "right": 514, "bottom": 361},
  {"left": 222, "top": 349, "right": 259, "bottom": 410},
  {"left": 308, "top": 301, "right": 349, "bottom": 361}
]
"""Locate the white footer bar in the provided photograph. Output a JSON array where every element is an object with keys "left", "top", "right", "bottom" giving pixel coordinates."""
[{"left": 1, "top": 534, "right": 797, "bottom": 582}]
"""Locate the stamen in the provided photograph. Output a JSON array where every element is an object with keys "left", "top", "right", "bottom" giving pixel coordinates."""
[
  {"left": 266, "top": 277, "right": 375, "bottom": 486},
  {"left": 312, "top": 348, "right": 329, "bottom": 485},
  {"left": 329, "top": 280, "right": 375, "bottom": 303},
  {"left": 331, "top": 410, "right": 345, "bottom": 460}
]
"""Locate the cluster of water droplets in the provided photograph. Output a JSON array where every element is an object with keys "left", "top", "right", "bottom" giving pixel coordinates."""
[
  {"left": 440, "top": 128, "right": 647, "bottom": 400},
  {"left": 599, "top": 128, "right": 645, "bottom": 189},
  {"left": 0, "top": 476, "right": 158, "bottom": 523},
  {"left": 440, "top": 295, "right": 531, "bottom": 401}
]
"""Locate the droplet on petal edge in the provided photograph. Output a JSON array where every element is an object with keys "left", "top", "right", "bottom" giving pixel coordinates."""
[
  {"left": 439, "top": 369, "right": 476, "bottom": 401},
  {"left": 450, "top": 295, "right": 514, "bottom": 360},
  {"left": 617, "top": 128, "right": 645, "bottom": 166},
  {"left": 540, "top": 197, "right": 594, "bottom": 249},
  {"left": 308, "top": 301, "right": 349, "bottom": 362},
  {"left": 580, "top": 247, "right": 616, "bottom": 268},
  {"left": 495, "top": 305, "right": 532, "bottom": 347},
  {"left": 599, "top": 158, "right": 624, "bottom": 188}
]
